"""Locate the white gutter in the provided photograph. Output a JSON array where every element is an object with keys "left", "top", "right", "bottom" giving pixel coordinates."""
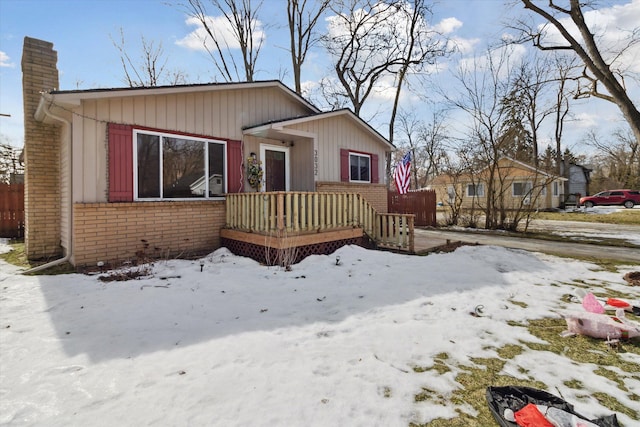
[{"left": 23, "top": 94, "right": 73, "bottom": 274}]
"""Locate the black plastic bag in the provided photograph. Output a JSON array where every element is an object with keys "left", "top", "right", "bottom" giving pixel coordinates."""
[{"left": 486, "top": 386, "right": 620, "bottom": 427}]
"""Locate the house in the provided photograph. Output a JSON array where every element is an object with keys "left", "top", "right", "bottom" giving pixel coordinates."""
[
  {"left": 428, "top": 157, "right": 567, "bottom": 211},
  {"left": 22, "top": 37, "right": 404, "bottom": 269},
  {"left": 566, "top": 163, "right": 591, "bottom": 201}
]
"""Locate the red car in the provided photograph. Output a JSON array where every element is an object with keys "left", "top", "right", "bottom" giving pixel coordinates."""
[{"left": 579, "top": 189, "right": 640, "bottom": 208}]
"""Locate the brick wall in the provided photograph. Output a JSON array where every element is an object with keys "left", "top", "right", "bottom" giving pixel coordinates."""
[
  {"left": 315, "top": 182, "right": 388, "bottom": 213},
  {"left": 22, "top": 37, "right": 61, "bottom": 259},
  {"left": 73, "top": 201, "right": 226, "bottom": 267}
]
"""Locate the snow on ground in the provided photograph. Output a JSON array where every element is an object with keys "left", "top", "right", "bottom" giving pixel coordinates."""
[
  {"left": 535, "top": 207, "right": 640, "bottom": 246},
  {"left": 554, "top": 230, "right": 640, "bottom": 246},
  {"left": 580, "top": 205, "right": 640, "bottom": 215},
  {"left": 1, "top": 243, "right": 639, "bottom": 426}
]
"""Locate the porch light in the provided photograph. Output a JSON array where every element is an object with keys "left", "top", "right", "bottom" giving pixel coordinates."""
[
  {"left": 200, "top": 259, "right": 205, "bottom": 272},
  {"left": 335, "top": 256, "right": 341, "bottom": 266}
]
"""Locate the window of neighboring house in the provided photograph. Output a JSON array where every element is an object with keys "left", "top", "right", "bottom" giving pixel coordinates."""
[
  {"left": 553, "top": 181, "right": 559, "bottom": 196},
  {"left": 134, "top": 130, "right": 226, "bottom": 200},
  {"left": 466, "top": 183, "right": 484, "bottom": 197},
  {"left": 349, "top": 152, "right": 371, "bottom": 183},
  {"left": 513, "top": 182, "right": 532, "bottom": 197}
]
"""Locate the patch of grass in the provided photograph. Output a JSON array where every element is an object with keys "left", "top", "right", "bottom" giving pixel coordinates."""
[
  {"left": 411, "top": 352, "right": 547, "bottom": 427},
  {"left": 519, "top": 229, "right": 638, "bottom": 248},
  {"left": 28, "top": 263, "right": 76, "bottom": 275},
  {"left": 593, "top": 367, "right": 628, "bottom": 392},
  {"left": 592, "top": 288, "right": 640, "bottom": 302},
  {"left": 411, "top": 316, "right": 640, "bottom": 426},
  {"left": 496, "top": 344, "right": 524, "bottom": 359},
  {"left": 381, "top": 386, "right": 392, "bottom": 398},
  {"left": 522, "top": 317, "right": 639, "bottom": 419},
  {"left": 592, "top": 392, "right": 639, "bottom": 419},
  {"left": 414, "top": 386, "right": 446, "bottom": 403},
  {"left": 413, "top": 352, "right": 451, "bottom": 375},
  {"left": 508, "top": 300, "right": 528, "bottom": 308},
  {"left": 533, "top": 210, "right": 640, "bottom": 225},
  {"left": 563, "top": 379, "right": 584, "bottom": 389},
  {"left": 0, "top": 240, "right": 75, "bottom": 275},
  {"left": 0, "top": 241, "right": 29, "bottom": 267},
  {"left": 577, "top": 259, "right": 625, "bottom": 273},
  {"left": 507, "top": 320, "right": 527, "bottom": 327},
  {"left": 523, "top": 318, "right": 640, "bottom": 371},
  {"left": 546, "top": 253, "right": 629, "bottom": 271}
]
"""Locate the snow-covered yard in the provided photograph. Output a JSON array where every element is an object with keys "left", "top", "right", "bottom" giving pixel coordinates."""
[{"left": 1, "top": 243, "right": 638, "bottom": 426}]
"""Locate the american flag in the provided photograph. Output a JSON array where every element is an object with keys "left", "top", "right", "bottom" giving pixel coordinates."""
[{"left": 393, "top": 151, "right": 411, "bottom": 194}]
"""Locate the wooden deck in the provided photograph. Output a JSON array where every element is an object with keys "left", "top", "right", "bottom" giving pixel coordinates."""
[
  {"left": 221, "top": 227, "right": 363, "bottom": 250},
  {"left": 223, "top": 191, "right": 415, "bottom": 265}
]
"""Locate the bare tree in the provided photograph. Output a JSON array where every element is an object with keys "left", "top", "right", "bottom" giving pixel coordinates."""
[
  {"left": 518, "top": 0, "right": 640, "bottom": 146},
  {"left": 323, "top": 0, "right": 449, "bottom": 184},
  {"left": 587, "top": 128, "right": 640, "bottom": 190},
  {"left": 438, "top": 152, "right": 471, "bottom": 227},
  {"left": 446, "top": 46, "right": 549, "bottom": 230},
  {"left": 385, "top": 0, "right": 449, "bottom": 185},
  {"left": 507, "top": 55, "right": 560, "bottom": 166},
  {"left": 551, "top": 53, "right": 577, "bottom": 177},
  {"left": 387, "top": 0, "right": 449, "bottom": 146},
  {"left": 396, "top": 108, "right": 449, "bottom": 189},
  {"left": 112, "top": 28, "right": 188, "bottom": 87},
  {"left": 181, "top": 0, "right": 265, "bottom": 82},
  {"left": 0, "top": 137, "right": 23, "bottom": 184},
  {"left": 322, "top": 0, "right": 403, "bottom": 116},
  {"left": 322, "top": 0, "right": 447, "bottom": 117},
  {"left": 395, "top": 110, "right": 420, "bottom": 191},
  {"left": 287, "top": 0, "right": 331, "bottom": 94},
  {"left": 446, "top": 47, "right": 513, "bottom": 229}
]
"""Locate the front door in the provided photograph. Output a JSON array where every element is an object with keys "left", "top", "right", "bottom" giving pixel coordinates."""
[{"left": 261, "top": 145, "right": 289, "bottom": 192}]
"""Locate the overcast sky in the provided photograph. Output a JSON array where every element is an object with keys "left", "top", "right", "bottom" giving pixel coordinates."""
[{"left": 1, "top": 0, "right": 638, "bottom": 156}]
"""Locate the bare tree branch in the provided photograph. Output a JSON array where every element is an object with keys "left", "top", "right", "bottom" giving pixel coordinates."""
[
  {"left": 181, "top": 0, "right": 265, "bottom": 82},
  {"left": 287, "top": 0, "right": 331, "bottom": 94},
  {"left": 518, "top": 0, "right": 640, "bottom": 146},
  {"left": 111, "top": 28, "right": 188, "bottom": 87}
]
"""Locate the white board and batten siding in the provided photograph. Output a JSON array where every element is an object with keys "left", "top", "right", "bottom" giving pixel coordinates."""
[
  {"left": 286, "top": 114, "right": 388, "bottom": 183},
  {"left": 68, "top": 86, "right": 315, "bottom": 202}
]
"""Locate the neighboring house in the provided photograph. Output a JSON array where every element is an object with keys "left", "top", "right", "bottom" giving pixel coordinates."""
[
  {"left": 22, "top": 37, "right": 395, "bottom": 268},
  {"left": 428, "top": 157, "right": 566, "bottom": 211},
  {"left": 567, "top": 163, "right": 591, "bottom": 198}
]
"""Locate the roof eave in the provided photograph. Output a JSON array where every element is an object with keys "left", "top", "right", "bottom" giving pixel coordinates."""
[{"left": 48, "top": 80, "right": 320, "bottom": 114}]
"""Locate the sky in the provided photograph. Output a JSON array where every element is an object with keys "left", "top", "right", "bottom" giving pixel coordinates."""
[
  {"left": 1, "top": 241, "right": 639, "bottom": 425},
  {"left": 1, "top": 0, "right": 639, "bottom": 156}
]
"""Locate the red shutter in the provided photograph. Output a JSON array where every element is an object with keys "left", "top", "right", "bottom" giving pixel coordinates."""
[
  {"left": 371, "top": 154, "right": 379, "bottom": 184},
  {"left": 227, "top": 140, "right": 243, "bottom": 193},
  {"left": 108, "top": 123, "right": 134, "bottom": 202},
  {"left": 340, "top": 149, "right": 349, "bottom": 182}
]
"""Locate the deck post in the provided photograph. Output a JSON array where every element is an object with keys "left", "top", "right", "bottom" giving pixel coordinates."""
[
  {"left": 408, "top": 215, "right": 415, "bottom": 252},
  {"left": 277, "top": 192, "right": 285, "bottom": 232}
]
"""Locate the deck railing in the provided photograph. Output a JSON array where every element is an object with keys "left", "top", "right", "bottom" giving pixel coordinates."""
[{"left": 225, "top": 191, "right": 414, "bottom": 251}]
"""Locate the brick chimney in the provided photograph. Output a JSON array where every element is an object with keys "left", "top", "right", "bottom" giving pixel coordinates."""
[{"left": 21, "top": 37, "right": 61, "bottom": 260}]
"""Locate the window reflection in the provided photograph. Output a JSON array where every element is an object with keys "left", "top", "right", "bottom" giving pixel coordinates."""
[{"left": 135, "top": 131, "right": 225, "bottom": 199}]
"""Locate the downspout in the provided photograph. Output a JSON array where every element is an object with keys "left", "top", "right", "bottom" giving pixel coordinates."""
[{"left": 23, "top": 94, "right": 73, "bottom": 274}]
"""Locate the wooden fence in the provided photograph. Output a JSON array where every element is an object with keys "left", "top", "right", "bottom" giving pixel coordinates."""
[
  {"left": 388, "top": 189, "right": 437, "bottom": 227},
  {"left": 0, "top": 183, "right": 24, "bottom": 238}
]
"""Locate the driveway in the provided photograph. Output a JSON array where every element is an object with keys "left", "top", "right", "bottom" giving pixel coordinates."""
[{"left": 414, "top": 227, "right": 640, "bottom": 264}]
